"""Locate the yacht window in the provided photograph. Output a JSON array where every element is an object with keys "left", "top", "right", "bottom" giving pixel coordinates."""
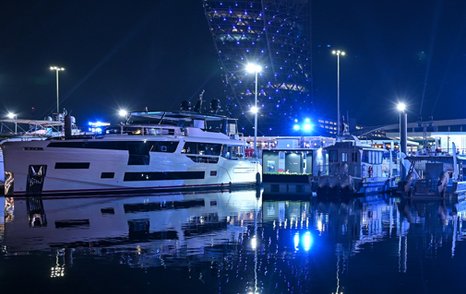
[
  {"left": 329, "top": 150, "right": 338, "bottom": 163},
  {"left": 377, "top": 151, "right": 382, "bottom": 164},
  {"left": 127, "top": 128, "right": 143, "bottom": 135},
  {"left": 145, "top": 128, "right": 156, "bottom": 135},
  {"left": 341, "top": 152, "right": 348, "bottom": 162},
  {"left": 362, "top": 150, "right": 369, "bottom": 163},
  {"left": 48, "top": 141, "right": 178, "bottom": 153},
  {"left": 182, "top": 142, "right": 221, "bottom": 156},
  {"left": 221, "top": 145, "right": 244, "bottom": 159}
]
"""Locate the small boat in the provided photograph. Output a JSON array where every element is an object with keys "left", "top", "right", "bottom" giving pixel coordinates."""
[
  {"left": 317, "top": 138, "right": 398, "bottom": 197},
  {"left": 401, "top": 143, "right": 466, "bottom": 197},
  {"left": 2, "top": 110, "right": 260, "bottom": 196}
]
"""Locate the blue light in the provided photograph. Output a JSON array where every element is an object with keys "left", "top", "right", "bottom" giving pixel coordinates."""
[
  {"left": 302, "top": 231, "right": 313, "bottom": 251},
  {"left": 88, "top": 121, "right": 110, "bottom": 134},
  {"left": 88, "top": 121, "right": 110, "bottom": 127},
  {"left": 303, "top": 123, "right": 313, "bottom": 133},
  {"left": 294, "top": 232, "right": 300, "bottom": 249},
  {"left": 304, "top": 117, "right": 311, "bottom": 123},
  {"left": 293, "top": 124, "right": 300, "bottom": 131}
]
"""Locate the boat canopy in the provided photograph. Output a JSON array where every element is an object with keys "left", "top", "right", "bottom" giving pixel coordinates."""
[{"left": 126, "top": 111, "right": 239, "bottom": 136}]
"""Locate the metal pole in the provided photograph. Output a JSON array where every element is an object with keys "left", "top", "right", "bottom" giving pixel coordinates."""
[
  {"left": 336, "top": 54, "right": 340, "bottom": 139},
  {"left": 400, "top": 112, "right": 407, "bottom": 180},
  {"left": 14, "top": 116, "right": 17, "bottom": 134},
  {"left": 254, "top": 72, "right": 258, "bottom": 159},
  {"left": 56, "top": 70, "right": 60, "bottom": 113}
]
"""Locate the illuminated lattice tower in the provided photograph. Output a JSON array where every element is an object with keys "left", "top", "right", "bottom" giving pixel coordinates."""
[{"left": 203, "top": 0, "right": 312, "bottom": 136}]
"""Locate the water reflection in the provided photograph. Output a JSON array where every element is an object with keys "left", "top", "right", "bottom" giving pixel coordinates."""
[
  {"left": 1, "top": 192, "right": 466, "bottom": 293},
  {"left": 260, "top": 195, "right": 466, "bottom": 293}
]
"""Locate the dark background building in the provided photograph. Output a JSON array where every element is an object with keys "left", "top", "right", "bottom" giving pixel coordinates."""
[{"left": 203, "top": 0, "right": 315, "bottom": 136}]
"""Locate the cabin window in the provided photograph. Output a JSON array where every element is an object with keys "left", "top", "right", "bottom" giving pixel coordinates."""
[
  {"left": 48, "top": 141, "right": 178, "bottom": 153},
  {"left": 341, "top": 152, "right": 348, "bottom": 162},
  {"left": 362, "top": 150, "right": 369, "bottom": 163},
  {"left": 55, "top": 162, "right": 90, "bottom": 169},
  {"left": 329, "top": 150, "right": 338, "bottom": 163},
  {"left": 363, "top": 150, "right": 383, "bottom": 164},
  {"left": 101, "top": 172, "right": 115, "bottom": 179},
  {"left": 351, "top": 152, "right": 358, "bottom": 162},
  {"left": 182, "top": 142, "right": 222, "bottom": 156},
  {"left": 124, "top": 171, "right": 205, "bottom": 181},
  {"left": 221, "top": 145, "right": 244, "bottom": 159}
]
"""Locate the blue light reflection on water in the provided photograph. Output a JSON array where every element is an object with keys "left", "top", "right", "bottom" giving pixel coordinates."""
[
  {"left": 1, "top": 192, "right": 466, "bottom": 293},
  {"left": 292, "top": 231, "right": 313, "bottom": 252}
]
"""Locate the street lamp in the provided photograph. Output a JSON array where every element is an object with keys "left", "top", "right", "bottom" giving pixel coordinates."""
[
  {"left": 332, "top": 50, "right": 346, "bottom": 139},
  {"left": 49, "top": 66, "right": 65, "bottom": 114},
  {"left": 245, "top": 62, "right": 263, "bottom": 159},
  {"left": 6, "top": 112, "right": 17, "bottom": 133},
  {"left": 118, "top": 108, "right": 128, "bottom": 118},
  {"left": 397, "top": 102, "right": 408, "bottom": 181}
]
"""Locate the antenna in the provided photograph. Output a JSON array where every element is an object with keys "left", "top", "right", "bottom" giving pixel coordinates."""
[{"left": 193, "top": 90, "right": 205, "bottom": 113}]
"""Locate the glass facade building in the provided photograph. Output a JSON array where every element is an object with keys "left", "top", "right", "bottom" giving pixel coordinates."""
[{"left": 203, "top": 0, "right": 314, "bottom": 136}]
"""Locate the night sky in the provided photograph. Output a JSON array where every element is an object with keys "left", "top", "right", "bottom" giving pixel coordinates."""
[{"left": 1, "top": 0, "right": 466, "bottom": 128}]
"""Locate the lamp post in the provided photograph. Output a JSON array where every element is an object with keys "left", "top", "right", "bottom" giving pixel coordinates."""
[
  {"left": 245, "top": 62, "right": 263, "bottom": 159},
  {"left": 397, "top": 102, "right": 408, "bottom": 181},
  {"left": 49, "top": 66, "right": 65, "bottom": 114},
  {"left": 7, "top": 112, "right": 17, "bottom": 134},
  {"left": 332, "top": 50, "right": 346, "bottom": 139},
  {"left": 118, "top": 108, "right": 129, "bottom": 134}
]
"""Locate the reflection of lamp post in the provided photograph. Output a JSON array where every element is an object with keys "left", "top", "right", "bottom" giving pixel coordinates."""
[
  {"left": 6, "top": 112, "right": 17, "bottom": 133},
  {"left": 249, "top": 195, "right": 261, "bottom": 294},
  {"left": 245, "top": 62, "right": 263, "bottom": 159},
  {"left": 49, "top": 66, "right": 65, "bottom": 113},
  {"left": 397, "top": 102, "right": 407, "bottom": 180},
  {"left": 332, "top": 50, "right": 345, "bottom": 139}
]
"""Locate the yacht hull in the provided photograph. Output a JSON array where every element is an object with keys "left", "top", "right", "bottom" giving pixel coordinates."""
[{"left": 2, "top": 139, "right": 259, "bottom": 196}]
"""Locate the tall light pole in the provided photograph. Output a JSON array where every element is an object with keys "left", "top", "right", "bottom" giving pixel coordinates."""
[
  {"left": 6, "top": 112, "right": 17, "bottom": 134},
  {"left": 332, "top": 50, "right": 346, "bottom": 139},
  {"left": 49, "top": 66, "right": 65, "bottom": 114},
  {"left": 397, "top": 102, "right": 408, "bottom": 181},
  {"left": 245, "top": 62, "right": 263, "bottom": 159}
]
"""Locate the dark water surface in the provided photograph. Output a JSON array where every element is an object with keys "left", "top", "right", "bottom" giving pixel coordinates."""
[{"left": 1, "top": 191, "right": 466, "bottom": 293}]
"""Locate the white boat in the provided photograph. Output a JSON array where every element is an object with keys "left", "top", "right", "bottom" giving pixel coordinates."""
[
  {"left": 2, "top": 111, "right": 260, "bottom": 196},
  {"left": 317, "top": 139, "right": 398, "bottom": 197}
]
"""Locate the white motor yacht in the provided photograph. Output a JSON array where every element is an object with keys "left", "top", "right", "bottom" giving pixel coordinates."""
[{"left": 2, "top": 111, "right": 260, "bottom": 196}]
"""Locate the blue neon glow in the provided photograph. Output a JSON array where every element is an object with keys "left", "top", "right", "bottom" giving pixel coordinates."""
[
  {"left": 88, "top": 121, "right": 110, "bottom": 127},
  {"left": 88, "top": 121, "right": 110, "bottom": 135},
  {"left": 303, "top": 123, "right": 313, "bottom": 132},
  {"left": 294, "top": 232, "right": 300, "bottom": 249},
  {"left": 292, "top": 231, "right": 314, "bottom": 251},
  {"left": 302, "top": 231, "right": 313, "bottom": 251},
  {"left": 292, "top": 117, "right": 313, "bottom": 133}
]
